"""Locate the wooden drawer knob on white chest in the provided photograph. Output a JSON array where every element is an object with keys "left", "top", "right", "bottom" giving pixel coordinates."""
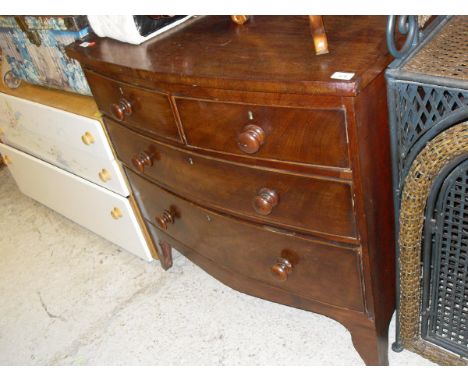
[
  {"left": 81, "top": 131, "right": 95, "bottom": 145},
  {"left": 2, "top": 154, "right": 12, "bottom": 165},
  {"left": 98, "top": 169, "right": 112, "bottom": 182},
  {"left": 110, "top": 207, "right": 123, "bottom": 220}
]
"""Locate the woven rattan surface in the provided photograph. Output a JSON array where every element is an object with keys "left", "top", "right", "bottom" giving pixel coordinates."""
[
  {"left": 418, "top": 16, "right": 432, "bottom": 29},
  {"left": 399, "top": 121, "right": 468, "bottom": 365},
  {"left": 403, "top": 16, "right": 468, "bottom": 80}
]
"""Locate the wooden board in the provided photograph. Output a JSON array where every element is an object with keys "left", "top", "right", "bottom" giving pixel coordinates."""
[{"left": 0, "top": 73, "right": 100, "bottom": 120}]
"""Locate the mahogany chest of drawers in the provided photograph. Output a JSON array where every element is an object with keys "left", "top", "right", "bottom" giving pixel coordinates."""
[{"left": 68, "top": 15, "right": 396, "bottom": 365}]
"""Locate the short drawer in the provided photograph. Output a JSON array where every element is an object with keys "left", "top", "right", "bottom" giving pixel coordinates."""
[
  {"left": 0, "top": 143, "right": 153, "bottom": 261},
  {"left": 140, "top": 181, "right": 364, "bottom": 311},
  {"left": 109, "top": 119, "right": 357, "bottom": 240},
  {"left": 176, "top": 97, "right": 349, "bottom": 168},
  {"left": 84, "top": 70, "right": 180, "bottom": 142},
  {"left": 0, "top": 92, "right": 115, "bottom": 161}
]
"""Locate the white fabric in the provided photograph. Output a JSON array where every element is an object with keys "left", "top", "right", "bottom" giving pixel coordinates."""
[{"left": 87, "top": 15, "right": 192, "bottom": 45}]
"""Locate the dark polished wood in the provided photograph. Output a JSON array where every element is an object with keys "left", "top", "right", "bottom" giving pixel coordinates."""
[
  {"left": 230, "top": 15, "right": 249, "bottom": 25},
  {"left": 149, "top": 225, "right": 388, "bottom": 365},
  {"left": 309, "top": 16, "right": 329, "bottom": 55},
  {"left": 157, "top": 240, "right": 173, "bottom": 270},
  {"left": 270, "top": 255, "right": 293, "bottom": 282},
  {"left": 84, "top": 70, "right": 181, "bottom": 142},
  {"left": 136, "top": 176, "right": 364, "bottom": 311},
  {"left": 253, "top": 188, "right": 279, "bottom": 216},
  {"left": 131, "top": 150, "right": 156, "bottom": 173},
  {"left": 106, "top": 117, "right": 357, "bottom": 242},
  {"left": 155, "top": 209, "right": 175, "bottom": 230},
  {"left": 111, "top": 97, "right": 133, "bottom": 121},
  {"left": 176, "top": 98, "right": 349, "bottom": 167},
  {"left": 67, "top": 16, "right": 391, "bottom": 96},
  {"left": 236, "top": 124, "right": 265, "bottom": 154},
  {"left": 230, "top": 15, "right": 329, "bottom": 56},
  {"left": 350, "top": 73, "right": 396, "bottom": 337},
  {"left": 69, "top": 15, "right": 395, "bottom": 365}
]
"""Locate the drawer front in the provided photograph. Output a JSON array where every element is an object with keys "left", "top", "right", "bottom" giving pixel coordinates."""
[
  {"left": 109, "top": 119, "right": 357, "bottom": 240},
  {"left": 0, "top": 92, "right": 114, "bottom": 160},
  {"left": 176, "top": 98, "right": 349, "bottom": 168},
  {"left": 137, "top": 178, "right": 364, "bottom": 311},
  {"left": 0, "top": 143, "right": 153, "bottom": 261},
  {"left": 84, "top": 70, "right": 180, "bottom": 142},
  {"left": 2, "top": 127, "right": 129, "bottom": 196}
]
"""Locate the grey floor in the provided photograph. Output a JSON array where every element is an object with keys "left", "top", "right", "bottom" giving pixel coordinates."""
[{"left": 0, "top": 167, "right": 434, "bottom": 366}]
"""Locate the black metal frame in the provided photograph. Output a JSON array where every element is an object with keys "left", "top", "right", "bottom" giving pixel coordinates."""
[
  {"left": 385, "top": 15, "right": 468, "bottom": 352},
  {"left": 421, "top": 155, "right": 468, "bottom": 357},
  {"left": 386, "top": 16, "right": 420, "bottom": 59}
]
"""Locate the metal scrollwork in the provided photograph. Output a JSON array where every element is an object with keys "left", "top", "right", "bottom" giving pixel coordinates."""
[{"left": 386, "top": 16, "right": 419, "bottom": 59}]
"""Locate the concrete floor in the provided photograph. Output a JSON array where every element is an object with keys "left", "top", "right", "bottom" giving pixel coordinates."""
[{"left": 0, "top": 166, "right": 435, "bottom": 366}]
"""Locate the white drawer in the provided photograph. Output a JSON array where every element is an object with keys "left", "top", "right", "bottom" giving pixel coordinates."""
[
  {"left": 0, "top": 92, "right": 129, "bottom": 196},
  {"left": 0, "top": 92, "right": 114, "bottom": 160},
  {"left": 2, "top": 127, "right": 130, "bottom": 196},
  {"left": 0, "top": 143, "right": 154, "bottom": 262}
]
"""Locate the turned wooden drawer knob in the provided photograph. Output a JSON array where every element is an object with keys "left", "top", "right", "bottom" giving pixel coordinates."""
[
  {"left": 231, "top": 15, "right": 249, "bottom": 25},
  {"left": 110, "top": 207, "right": 123, "bottom": 220},
  {"left": 271, "top": 257, "right": 293, "bottom": 282},
  {"left": 81, "top": 131, "right": 95, "bottom": 145},
  {"left": 253, "top": 188, "right": 279, "bottom": 215},
  {"left": 131, "top": 150, "right": 155, "bottom": 173},
  {"left": 99, "top": 168, "right": 112, "bottom": 182},
  {"left": 2, "top": 154, "right": 12, "bottom": 165},
  {"left": 155, "top": 209, "right": 175, "bottom": 230},
  {"left": 111, "top": 98, "right": 133, "bottom": 121},
  {"left": 237, "top": 124, "right": 265, "bottom": 154}
]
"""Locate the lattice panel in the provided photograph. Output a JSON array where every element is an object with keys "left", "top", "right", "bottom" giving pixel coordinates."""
[
  {"left": 426, "top": 162, "right": 468, "bottom": 356},
  {"left": 394, "top": 82, "right": 468, "bottom": 187}
]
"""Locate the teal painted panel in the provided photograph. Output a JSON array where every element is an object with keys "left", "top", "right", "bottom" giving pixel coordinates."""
[{"left": 0, "top": 16, "right": 91, "bottom": 95}]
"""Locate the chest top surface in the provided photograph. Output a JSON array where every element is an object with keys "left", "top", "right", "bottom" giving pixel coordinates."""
[{"left": 68, "top": 16, "right": 391, "bottom": 97}]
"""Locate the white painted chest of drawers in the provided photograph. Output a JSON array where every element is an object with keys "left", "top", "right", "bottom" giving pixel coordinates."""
[{"left": 0, "top": 83, "right": 156, "bottom": 261}]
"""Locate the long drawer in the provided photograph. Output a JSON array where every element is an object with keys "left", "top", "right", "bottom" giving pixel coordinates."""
[
  {"left": 108, "top": 119, "right": 357, "bottom": 240},
  {"left": 0, "top": 92, "right": 114, "bottom": 160},
  {"left": 0, "top": 143, "right": 153, "bottom": 261},
  {"left": 138, "top": 178, "right": 364, "bottom": 311},
  {"left": 0, "top": 92, "right": 129, "bottom": 196}
]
